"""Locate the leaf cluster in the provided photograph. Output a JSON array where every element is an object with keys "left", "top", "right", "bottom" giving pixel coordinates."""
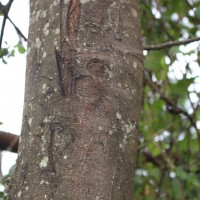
[
  {"left": 0, "top": 42, "right": 26, "bottom": 64},
  {"left": 135, "top": 0, "right": 200, "bottom": 199}
]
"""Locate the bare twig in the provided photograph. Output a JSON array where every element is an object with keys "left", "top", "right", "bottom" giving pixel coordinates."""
[
  {"left": 144, "top": 76, "right": 200, "bottom": 147},
  {"left": 0, "top": 0, "right": 27, "bottom": 49},
  {"left": 0, "top": 0, "right": 14, "bottom": 48},
  {"left": 143, "top": 37, "right": 200, "bottom": 51},
  {"left": 7, "top": 16, "right": 27, "bottom": 42}
]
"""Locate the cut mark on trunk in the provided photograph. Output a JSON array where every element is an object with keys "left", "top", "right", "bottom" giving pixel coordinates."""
[{"left": 67, "top": 0, "right": 81, "bottom": 48}]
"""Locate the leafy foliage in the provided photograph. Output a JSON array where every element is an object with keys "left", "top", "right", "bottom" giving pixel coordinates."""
[
  {"left": 135, "top": 0, "right": 200, "bottom": 199},
  {"left": 0, "top": 41, "right": 26, "bottom": 64},
  {"left": 0, "top": 164, "right": 16, "bottom": 200}
]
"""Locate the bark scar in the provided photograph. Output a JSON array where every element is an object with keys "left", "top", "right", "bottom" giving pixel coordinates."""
[{"left": 67, "top": 0, "right": 81, "bottom": 48}]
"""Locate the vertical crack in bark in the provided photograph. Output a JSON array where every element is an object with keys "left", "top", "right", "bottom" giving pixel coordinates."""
[
  {"left": 55, "top": 48, "right": 66, "bottom": 97},
  {"left": 48, "top": 130, "right": 56, "bottom": 174}
]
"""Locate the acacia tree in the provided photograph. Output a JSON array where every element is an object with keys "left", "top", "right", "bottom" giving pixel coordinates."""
[{"left": 8, "top": 0, "right": 143, "bottom": 199}]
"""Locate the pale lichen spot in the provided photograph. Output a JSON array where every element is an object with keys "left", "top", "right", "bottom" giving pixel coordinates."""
[
  {"left": 80, "top": 0, "right": 95, "bottom": 4},
  {"left": 98, "top": 126, "right": 103, "bottom": 131},
  {"left": 105, "top": 68, "right": 113, "bottom": 79},
  {"left": 44, "top": 117, "right": 50, "bottom": 123},
  {"left": 119, "top": 144, "right": 123, "bottom": 148},
  {"left": 54, "top": 0, "right": 59, "bottom": 5},
  {"left": 42, "top": 51, "right": 47, "bottom": 59},
  {"left": 55, "top": 28, "right": 60, "bottom": 35},
  {"left": 17, "top": 191, "right": 21, "bottom": 198},
  {"left": 125, "top": 126, "right": 131, "bottom": 133},
  {"left": 36, "top": 10, "right": 41, "bottom": 20},
  {"left": 64, "top": 0, "right": 70, "bottom": 3},
  {"left": 29, "top": 136, "right": 34, "bottom": 144},
  {"left": 44, "top": 28, "right": 49, "bottom": 36},
  {"left": 42, "top": 84, "right": 49, "bottom": 94},
  {"left": 28, "top": 117, "right": 33, "bottom": 127},
  {"left": 40, "top": 156, "right": 49, "bottom": 168},
  {"left": 133, "top": 61, "right": 137, "bottom": 69},
  {"left": 43, "top": 23, "right": 50, "bottom": 36},
  {"left": 63, "top": 155, "right": 68, "bottom": 159},
  {"left": 109, "top": 130, "right": 113, "bottom": 135},
  {"left": 54, "top": 40, "right": 58, "bottom": 46},
  {"left": 131, "top": 89, "right": 136, "bottom": 95},
  {"left": 41, "top": 147, "right": 45, "bottom": 153},
  {"left": 25, "top": 187, "right": 29, "bottom": 191},
  {"left": 29, "top": 102, "right": 33, "bottom": 110},
  {"left": 40, "top": 180, "right": 49, "bottom": 185},
  {"left": 42, "top": 83, "right": 47, "bottom": 90},
  {"left": 116, "top": 112, "right": 122, "bottom": 120},
  {"left": 131, "top": 7, "right": 138, "bottom": 17},
  {"left": 118, "top": 83, "right": 122, "bottom": 88},
  {"left": 110, "top": 2, "right": 116, "bottom": 7},
  {"left": 41, "top": 10, "right": 47, "bottom": 18},
  {"left": 124, "top": 33, "right": 129, "bottom": 37},
  {"left": 36, "top": 38, "right": 41, "bottom": 48}
]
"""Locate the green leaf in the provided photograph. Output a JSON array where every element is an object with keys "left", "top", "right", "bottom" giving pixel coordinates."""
[
  {"left": 9, "top": 49, "right": 15, "bottom": 57},
  {"left": 0, "top": 48, "right": 9, "bottom": 58},
  {"left": 15, "top": 42, "right": 26, "bottom": 54},
  {"left": 2, "top": 58, "right": 7, "bottom": 64},
  {"left": 8, "top": 164, "right": 16, "bottom": 176},
  {"left": 147, "top": 142, "right": 161, "bottom": 157},
  {"left": 0, "top": 192, "right": 7, "bottom": 200},
  {"left": 18, "top": 45, "right": 26, "bottom": 54},
  {"left": 194, "top": 6, "right": 200, "bottom": 19},
  {"left": 170, "top": 46, "right": 181, "bottom": 54}
]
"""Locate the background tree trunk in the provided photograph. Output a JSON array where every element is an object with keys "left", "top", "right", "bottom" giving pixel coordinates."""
[{"left": 8, "top": 0, "right": 143, "bottom": 199}]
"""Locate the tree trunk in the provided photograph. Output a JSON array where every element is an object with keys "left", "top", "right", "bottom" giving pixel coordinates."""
[{"left": 8, "top": 0, "right": 143, "bottom": 199}]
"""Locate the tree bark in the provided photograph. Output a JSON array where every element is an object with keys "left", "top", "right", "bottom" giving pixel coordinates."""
[{"left": 8, "top": 0, "right": 143, "bottom": 199}]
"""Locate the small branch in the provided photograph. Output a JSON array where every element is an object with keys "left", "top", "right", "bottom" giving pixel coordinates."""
[
  {"left": 144, "top": 76, "right": 200, "bottom": 145},
  {"left": 143, "top": 37, "right": 200, "bottom": 51},
  {"left": 0, "top": 0, "right": 27, "bottom": 49},
  {"left": 0, "top": 0, "right": 14, "bottom": 48},
  {"left": 0, "top": 131, "right": 19, "bottom": 153},
  {"left": 142, "top": 151, "right": 164, "bottom": 167},
  {"left": 7, "top": 17, "right": 27, "bottom": 42}
]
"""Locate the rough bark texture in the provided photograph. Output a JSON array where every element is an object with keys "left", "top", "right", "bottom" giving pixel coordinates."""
[{"left": 8, "top": 0, "right": 143, "bottom": 199}]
